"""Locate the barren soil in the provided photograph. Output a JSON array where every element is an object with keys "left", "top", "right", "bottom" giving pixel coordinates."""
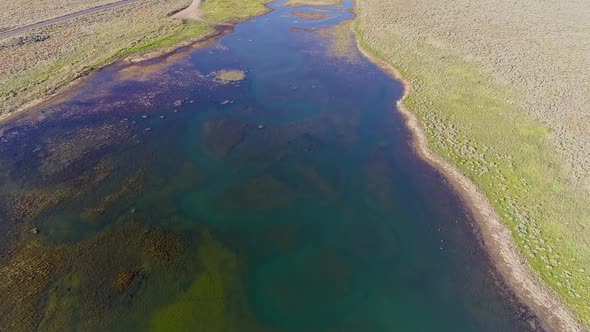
[{"left": 173, "top": 0, "right": 203, "bottom": 21}]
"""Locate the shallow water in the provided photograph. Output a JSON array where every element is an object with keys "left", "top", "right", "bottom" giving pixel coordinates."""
[{"left": 0, "top": 1, "right": 539, "bottom": 331}]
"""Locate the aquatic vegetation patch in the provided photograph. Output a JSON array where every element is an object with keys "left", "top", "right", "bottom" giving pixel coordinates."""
[
  {"left": 217, "top": 175, "right": 296, "bottom": 211},
  {"left": 112, "top": 269, "right": 142, "bottom": 292},
  {"left": 48, "top": 223, "right": 147, "bottom": 329},
  {"left": 38, "top": 273, "right": 81, "bottom": 331},
  {"left": 0, "top": 157, "right": 116, "bottom": 225},
  {"left": 293, "top": 163, "right": 337, "bottom": 201},
  {"left": 3, "top": 188, "right": 66, "bottom": 223},
  {"left": 316, "top": 20, "right": 360, "bottom": 63},
  {"left": 202, "top": 118, "right": 248, "bottom": 158},
  {"left": 143, "top": 229, "right": 184, "bottom": 267},
  {"left": 39, "top": 123, "right": 130, "bottom": 176},
  {"left": 0, "top": 239, "right": 69, "bottom": 331},
  {"left": 80, "top": 169, "right": 144, "bottom": 223},
  {"left": 0, "top": 219, "right": 196, "bottom": 331},
  {"left": 150, "top": 231, "right": 257, "bottom": 331},
  {"left": 117, "top": 50, "right": 201, "bottom": 82}
]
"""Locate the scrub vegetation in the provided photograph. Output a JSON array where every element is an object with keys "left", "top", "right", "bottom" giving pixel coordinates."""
[
  {"left": 0, "top": 0, "right": 121, "bottom": 31},
  {"left": 0, "top": 0, "right": 271, "bottom": 117},
  {"left": 354, "top": 0, "right": 590, "bottom": 327}
]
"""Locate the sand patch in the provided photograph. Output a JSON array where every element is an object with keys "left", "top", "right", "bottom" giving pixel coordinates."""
[
  {"left": 172, "top": 0, "right": 202, "bottom": 20},
  {"left": 212, "top": 69, "right": 246, "bottom": 83}
]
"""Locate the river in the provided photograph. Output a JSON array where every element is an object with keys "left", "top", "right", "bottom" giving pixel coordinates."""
[{"left": 0, "top": 0, "right": 539, "bottom": 331}]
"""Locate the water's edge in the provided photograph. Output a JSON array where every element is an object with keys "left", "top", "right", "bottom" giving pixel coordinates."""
[
  {"left": 0, "top": 29, "right": 226, "bottom": 125},
  {"left": 352, "top": 17, "right": 585, "bottom": 332}
]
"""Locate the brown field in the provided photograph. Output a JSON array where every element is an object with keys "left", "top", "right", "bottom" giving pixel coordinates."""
[
  {"left": 0, "top": 0, "right": 121, "bottom": 31},
  {"left": 355, "top": 0, "right": 590, "bottom": 328}
]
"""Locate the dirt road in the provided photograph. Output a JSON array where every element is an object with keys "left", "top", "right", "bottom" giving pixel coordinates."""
[{"left": 172, "top": 0, "right": 232, "bottom": 26}]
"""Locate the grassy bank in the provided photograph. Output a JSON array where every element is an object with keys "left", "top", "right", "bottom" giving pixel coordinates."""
[
  {"left": 201, "top": 0, "right": 272, "bottom": 22},
  {"left": 0, "top": 0, "right": 272, "bottom": 116},
  {"left": 353, "top": 0, "right": 590, "bottom": 328}
]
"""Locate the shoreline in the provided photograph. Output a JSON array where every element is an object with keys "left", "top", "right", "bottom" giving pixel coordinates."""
[
  {"left": 354, "top": 34, "right": 584, "bottom": 332},
  {"left": 0, "top": 27, "right": 227, "bottom": 125},
  {"left": 0, "top": 0, "right": 273, "bottom": 125}
]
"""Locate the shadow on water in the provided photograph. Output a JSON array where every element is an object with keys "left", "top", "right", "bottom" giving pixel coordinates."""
[{"left": 0, "top": 0, "right": 541, "bottom": 331}]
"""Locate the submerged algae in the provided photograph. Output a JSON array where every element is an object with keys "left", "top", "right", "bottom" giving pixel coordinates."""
[
  {"left": 0, "top": 214, "right": 200, "bottom": 332},
  {"left": 151, "top": 231, "right": 258, "bottom": 332}
]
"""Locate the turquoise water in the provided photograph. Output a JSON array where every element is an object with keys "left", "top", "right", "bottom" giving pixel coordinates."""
[{"left": 0, "top": 1, "right": 539, "bottom": 331}]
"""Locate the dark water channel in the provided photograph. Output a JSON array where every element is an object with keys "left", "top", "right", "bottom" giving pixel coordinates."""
[{"left": 0, "top": 0, "right": 539, "bottom": 331}]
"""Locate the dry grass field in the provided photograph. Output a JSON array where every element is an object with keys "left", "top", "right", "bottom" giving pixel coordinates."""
[
  {"left": 283, "top": 0, "right": 343, "bottom": 7},
  {"left": 201, "top": 0, "right": 272, "bottom": 22},
  {"left": 0, "top": 0, "right": 121, "bottom": 31},
  {"left": 355, "top": 0, "right": 590, "bottom": 327}
]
